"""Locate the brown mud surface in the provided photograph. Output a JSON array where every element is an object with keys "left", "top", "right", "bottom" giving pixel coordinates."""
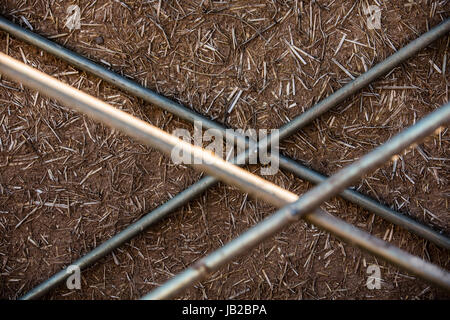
[{"left": 0, "top": 1, "right": 449, "bottom": 299}]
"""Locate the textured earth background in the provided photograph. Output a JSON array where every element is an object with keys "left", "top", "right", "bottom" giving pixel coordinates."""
[{"left": 0, "top": 0, "right": 449, "bottom": 299}]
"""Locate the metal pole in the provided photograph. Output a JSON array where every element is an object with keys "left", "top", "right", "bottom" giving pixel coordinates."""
[
  {"left": 1, "top": 16, "right": 448, "bottom": 244},
  {"left": 0, "top": 53, "right": 449, "bottom": 297},
  {"left": 142, "top": 103, "right": 450, "bottom": 299}
]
